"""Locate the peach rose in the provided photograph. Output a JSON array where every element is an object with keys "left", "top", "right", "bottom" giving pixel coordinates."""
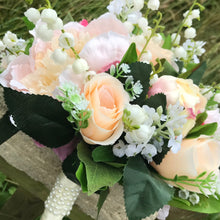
[
  {"left": 81, "top": 73, "right": 129, "bottom": 145},
  {"left": 152, "top": 137, "right": 220, "bottom": 194},
  {"left": 148, "top": 75, "right": 207, "bottom": 136}
]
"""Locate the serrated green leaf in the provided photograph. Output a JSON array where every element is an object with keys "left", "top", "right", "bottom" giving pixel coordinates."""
[
  {"left": 77, "top": 142, "right": 123, "bottom": 195},
  {"left": 120, "top": 43, "right": 138, "bottom": 64},
  {"left": 153, "top": 144, "right": 170, "bottom": 165},
  {"left": 186, "top": 122, "right": 217, "bottom": 139},
  {"left": 96, "top": 188, "right": 110, "bottom": 219},
  {"left": 169, "top": 194, "right": 220, "bottom": 214},
  {"left": 124, "top": 155, "right": 174, "bottom": 220},
  {"left": 130, "top": 62, "right": 151, "bottom": 105},
  {"left": 0, "top": 111, "right": 18, "bottom": 145},
  {"left": 76, "top": 162, "right": 88, "bottom": 193},
  {"left": 22, "top": 16, "right": 35, "bottom": 30},
  {"left": 92, "top": 145, "right": 117, "bottom": 162},
  {"left": 4, "top": 87, "right": 74, "bottom": 148},
  {"left": 144, "top": 93, "right": 167, "bottom": 114}
]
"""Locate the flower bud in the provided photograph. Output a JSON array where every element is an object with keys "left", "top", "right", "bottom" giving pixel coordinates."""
[
  {"left": 183, "top": 18, "right": 192, "bottom": 27},
  {"left": 152, "top": 33, "right": 163, "bottom": 45},
  {"left": 51, "top": 48, "right": 68, "bottom": 64},
  {"left": 138, "top": 17, "right": 148, "bottom": 30},
  {"left": 48, "top": 17, "right": 63, "bottom": 30},
  {"left": 147, "top": 0, "right": 160, "bottom": 11},
  {"left": 35, "top": 23, "right": 53, "bottom": 42},
  {"left": 123, "top": 21, "right": 134, "bottom": 33},
  {"left": 140, "top": 50, "right": 152, "bottom": 63},
  {"left": 72, "top": 58, "right": 89, "bottom": 74},
  {"left": 191, "top": 9, "right": 200, "bottom": 19},
  {"left": 24, "top": 8, "right": 41, "bottom": 24},
  {"left": 173, "top": 46, "right": 187, "bottom": 59},
  {"left": 0, "top": 40, "right": 5, "bottom": 51},
  {"left": 214, "top": 93, "right": 220, "bottom": 103},
  {"left": 184, "top": 27, "right": 196, "bottom": 39},
  {"left": 171, "top": 33, "right": 181, "bottom": 45},
  {"left": 59, "top": 32, "right": 75, "bottom": 49},
  {"left": 125, "top": 104, "right": 146, "bottom": 126},
  {"left": 133, "top": 0, "right": 144, "bottom": 11},
  {"left": 3, "top": 31, "right": 18, "bottom": 48},
  {"left": 41, "top": 9, "right": 57, "bottom": 25}
]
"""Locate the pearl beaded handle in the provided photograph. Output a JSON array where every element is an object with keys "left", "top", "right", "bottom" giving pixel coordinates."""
[{"left": 41, "top": 172, "right": 81, "bottom": 220}]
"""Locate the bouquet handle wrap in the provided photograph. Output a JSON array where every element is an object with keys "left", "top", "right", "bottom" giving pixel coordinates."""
[{"left": 41, "top": 172, "right": 81, "bottom": 220}]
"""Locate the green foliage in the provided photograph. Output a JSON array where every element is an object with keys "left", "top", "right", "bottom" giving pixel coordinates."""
[
  {"left": 77, "top": 142, "right": 123, "bottom": 195},
  {"left": 22, "top": 16, "right": 35, "bottom": 30},
  {"left": 96, "top": 188, "right": 110, "bottom": 219},
  {"left": 24, "top": 37, "right": 34, "bottom": 55},
  {"left": 0, "top": 111, "right": 18, "bottom": 145},
  {"left": 195, "top": 112, "right": 208, "bottom": 127},
  {"left": 169, "top": 194, "right": 220, "bottom": 214},
  {"left": 161, "top": 34, "right": 172, "bottom": 50},
  {"left": 4, "top": 87, "right": 74, "bottom": 148},
  {"left": 157, "top": 59, "right": 178, "bottom": 77},
  {"left": 144, "top": 93, "right": 167, "bottom": 114},
  {"left": 186, "top": 122, "right": 217, "bottom": 139},
  {"left": 92, "top": 145, "right": 117, "bottom": 163},
  {"left": 76, "top": 162, "right": 88, "bottom": 193},
  {"left": 120, "top": 43, "right": 138, "bottom": 65},
  {"left": 123, "top": 155, "right": 174, "bottom": 220},
  {"left": 129, "top": 62, "right": 151, "bottom": 106},
  {"left": 62, "top": 150, "right": 81, "bottom": 184}
]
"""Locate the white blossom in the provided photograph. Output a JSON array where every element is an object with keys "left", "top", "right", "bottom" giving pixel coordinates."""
[
  {"left": 140, "top": 50, "right": 152, "bottom": 63},
  {"left": 51, "top": 48, "right": 68, "bottom": 64},
  {"left": 41, "top": 9, "right": 58, "bottom": 25},
  {"left": 120, "top": 63, "right": 131, "bottom": 74},
  {"left": 173, "top": 46, "right": 187, "bottom": 59},
  {"left": 138, "top": 17, "right": 148, "bottom": 30},
  {"left": 3, "top": 31, "right": 18, "bottom": 48},
  {"left": 0, "top": 40, "right": 5, "bottom": 51},
  {"left": 214, "top": 93, "right": 220, "bottom": 103},
  {"left": 125, "top": 104, "right": 146, "bottom": 126},
  {"left": 127, "top": 11, "right": 142, "bottom": 24},
  {"left": 35, "top": 23, "right": 53, "bottom": 42},
  {"left": 72, "top": 58, "right": 89, "bottom": 74},
  {"left": 168, "top": 135, "right": 182, "bottom": 153},
  {"left": 48, "top": 17, "right": 63, "bottom": 30},
  {"left": 125, "top": 124, "right": 155, "bottom": 144},
  {"left": 133, "top": 0, "right": 144, "bottom": 11},
  {"left": 189, "top": 193, "right": 200, "bottom": 205},
  {"left": 191, "top": 9, "right": 200, "bottom": 19},
  {"left": 59, "top": 32, "right": 75, "bottom": 49},
  {"left": 171, "top": 33, "right": 181, "bottom": 45},
  {"left": 107, "top": 0, "right": 126, "bottom": 15},
  {"left": 141, "top": 144, "right": 157, "bottom": 162},
  {"left": 24, "top": 8, "right": 41, "bottom": 24},
  {"left": 152, "top": 34, "right": 163, "bottom": 45},
  {"left": 142, "top": 105, "right": 160, "bottom": 124},
  {"left": 150, "top": 74, "right": 158, "bottom": 86},
  {"left": 123, "top": 21, "right": 134, "bottom": 33},
  {"left": 147, "top": 0, "right": 160, "bottom": 10},
  {"left": 125, "top": 144, "right": 143, "bottom": 157},
  {"left": 113, "top": 140, "right": 127, "bottom": 157},
  {"left": 184, "top": 27, "right": 196, "bottom": 39},
  {"left": 157, "top": 205, "right": 170, "bottom": 220},
  {"left": 183, "top": 17, "right": 192, "bottom": 27},
  {"left": 178, "top": 189, "right": 190, "bottom": 199}
]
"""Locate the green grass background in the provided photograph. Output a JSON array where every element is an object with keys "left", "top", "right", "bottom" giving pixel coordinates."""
[{"left": 0, "top": 0, "right": 220, "bottom": 82}]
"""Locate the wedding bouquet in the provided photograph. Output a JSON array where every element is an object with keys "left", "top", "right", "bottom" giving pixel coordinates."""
[{"left": 0, "top": 0, "right": 220, "bottom": 219}]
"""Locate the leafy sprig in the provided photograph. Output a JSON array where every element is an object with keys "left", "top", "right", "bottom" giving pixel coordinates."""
[{"left": 160, "top": 171, "right": 218, "bottom": 196}]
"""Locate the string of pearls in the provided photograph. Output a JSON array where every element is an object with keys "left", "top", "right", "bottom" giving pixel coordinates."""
[{"left": 41, "top": 172, "right": 81, "bottom": 220}]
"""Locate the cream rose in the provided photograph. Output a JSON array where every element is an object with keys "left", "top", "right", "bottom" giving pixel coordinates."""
[
  {"left": 81, "top": 73, "right": 129, "bottom": 145},
  {"left": 148, "top": 75, "right": 207, "bottom": 136},
  {"left": 152, "top": 137, "right": 220, "bottom": 194}
]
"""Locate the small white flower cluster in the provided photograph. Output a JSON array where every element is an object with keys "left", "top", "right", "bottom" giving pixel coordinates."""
[
  {"left": 178, "top": 189, "right": 200, "bottom": 205},
  {"left": 24, "top": 8, "right": 63, "bottom": 42},
  {"left": 0, "top": 31, "right": 27, "bottom": 71},
  {"left": 107, "top": 0, "right": 144, "bottom": 24}
]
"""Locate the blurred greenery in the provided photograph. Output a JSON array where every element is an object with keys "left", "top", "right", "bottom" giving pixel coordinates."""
[{"left": 0, "top": 0, "right": 220, "bottom": 82}]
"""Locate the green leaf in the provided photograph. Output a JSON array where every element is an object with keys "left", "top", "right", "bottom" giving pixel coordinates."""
[
  {"left": 104, "top": 161, "right": 126, "bottom": 168},
  {"left": 92, "top": 145, "right": 117, "bottom": 162},
  {"left": 4, "top": 87, "right": 74, "bottom": 148},
  {"left": 0, "top": 192, "right": 10, "bottom": 209},
  {"left": 157, "top": 59, "right": 178, "bottom": 77},
  {"left": 24, "top": 38, "right": 34, "bottom": 55},
  {"left": 153, "top": 140, "right": 170, "bottom": 165},
  {"left": 144, "top": 93, "right": 167, "bottom": 114},
  {"left": 77, "top": 142, "right": 123, "bottom": 195},
  {"left": 8, "top": 186, "right": 17, "bottom": 195},
  {"left": 195, "top": 112, "right": 208, "bottom": 126},
  {"left": 0, "top": 111, "right": 18, "bottom": 145},
  {"left": 178, "top": 63, "right": 199, "bottom": 79},
  {"left": 129, "top": 62, "right": 151, "bottom": 105},
  {"left": 186, "top": 122, "right": 217, "bottom": 139},
  {"left": 171, "top": 197, "right": 191, "bottom": 206},
  {"left": 62, "top": 150, "right": 80, "bottom": 184},
  {"left": 123, "top": 155, "right": 174, "bottom": 220},
  {"left": 120, "top": 43, "right": 138, "bottom": 64},
  {"left": 76, "top": 162, "right": 88, "bottom": 193},
  {"left": 96, "top": 188, "right": 110, "bottom": 219},
  {"left": 162, "top": 34, "right": 172, "bottom": 49},
  {"left": 169, "top": 194, "right": 220, "bottom": 214},
  {"left": 188, "top": 62, "right": 207, "bottom": 85},
  {"left": 22, "top": 16, "right": 35, "bottom": 30},
  {"left": 0, "top": 172, "right": 7, "bottom": 183}
]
